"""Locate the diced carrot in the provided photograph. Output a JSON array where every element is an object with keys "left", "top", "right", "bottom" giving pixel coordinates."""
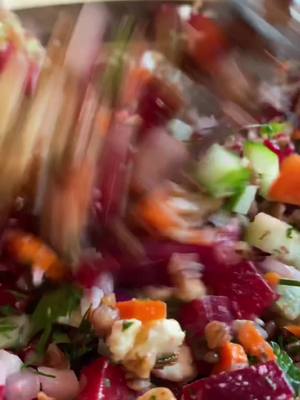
[
  {"left": 237, "top": 321, "right": 276, "bottom": 362},
  {"left": 7, "top": 231, "right": 67, "bottom": 281},
  {"left": 284, "top": 325, "right": 300, "bottom": 338},
  {"left": 137, "top": 193, "right": 179, "bottom": 233},
  {"left": 213, "top": 342, "right": 248, "bottom": 374},
  {"left": 269, "top": 155, "right": 300, "bottom": 206},
  {"left": 116, "top": 300, "right": 167, "bottom": 322},
  {"left": 264, "top": 272, "right": 281, "bottom": 288}
]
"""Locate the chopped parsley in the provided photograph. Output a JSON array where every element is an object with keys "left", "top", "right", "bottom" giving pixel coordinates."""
[
  {"left": 52, "top": 331, "right": 71, "bottom": 345},
  {"left": 0, "top": 321, "right": 16, "bottom": 336},
  {"left": 30, "top": 284, "right": 82, "bottom": 357},
  {"left": 260, "top": 122, "right": 287, "bottom": 138},
  {"left": 155, "top": 353, "right": 178, "bottom": 368},
  {"left": 122, "top": 321, "right": 133, "bottom": 331},
  {"left": 272, "top": 342, "right": 300, "bottom": 395},
  {"left": 286, "top": 227, "right": 295, "bottom": 239},
  {"left": 22, "top": 365, "right": 56, "bottom": 379},
  {"left": 279, "top": 279, "right": 300, "bottom": 288},
  {"left": 0, "top": 305, "right": 16, "bottom": 316},
  {"left": 259, "top": 230, "right": 270, "bottom": 240}
]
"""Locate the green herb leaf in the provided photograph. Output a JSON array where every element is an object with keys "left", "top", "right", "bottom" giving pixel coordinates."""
[
  {"left": 7, "top": 290, "right": 28, "bottom": 300},
  {"left": 0, "top": 321, "right": 16, "bottom": 333},
  {"left": 279, "top": 279, "right": 300, "bottom": 288},
  {"left": 286, "top": 227, "right": 295, "bottom": 239},
  {"left": 260, "top": 122, "right": 287, "bottom": 138},
  {"left": 22, "top": 365, "right": 56, "bottom": 379},
  {"left": 155, "top": 353, "right": 178, "bottom": 369},
  {"left": 31, "top": 284, "right": 82, "bottom": 336},
  {"left": 31, "top": 285, "right": 81, "bottom": 358},
  {"left": 52, "top": 331, "right": 70, "bottom": 345},
  {"left": 122, "top": 321, "right": 133, "bottom": 331},
  {"left": 35, "top": 369, "right": 56, "bottom": 379},
  {"left": 271, "top": 341, "right": 300, "bottom": 394},
  {"left": 0, "top": 305, "right": 16, "bottom": 316}
]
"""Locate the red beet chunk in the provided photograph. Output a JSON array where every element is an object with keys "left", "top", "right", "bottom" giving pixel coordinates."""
[
  {"left": 138, "top": 76, "right": 183, "bottom": 130},
  {"left": 182, "top": 361, "right": 294, "bottom": 400},
  {"left": 115, "top": 240, "right": 212, "bottom": 288},
  {"left": 180, "top": 296, "right": 233, "bottom": 375},
  {"left": 203, "top": 260, "right": 276, "bottom": 319},
  {"left": 79, "top": 357, "right": 135, "bottom": 400},
  {"left": 180, "top": 296, "right": 233, "bottom": 338}
]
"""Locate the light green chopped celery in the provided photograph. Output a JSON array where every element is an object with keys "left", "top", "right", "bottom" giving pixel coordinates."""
[
  {"left": 231, "top": 185, "right": 258, "bottom": 215},
  {"left": 0, "top": 315, "right": 30, "bottom": 349},
  {"left": 260, "top": 122, "right": 288, "bottom": 138},
  {"left": 197, "top": 144, "right": 250, "bottom": 198},
  {"left": 246, "top": 212, "right": 300, "bottom": 268},
  {"left": 277, "top": 285, "right": 300, "bottom": 320},
  {"left": 244, "top": 141, "right": 279, "bottom": 198}
]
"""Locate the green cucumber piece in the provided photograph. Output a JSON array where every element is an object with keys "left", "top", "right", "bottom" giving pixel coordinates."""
[
  {"left": 246, "top": 212, "right": 300, "bottom": 268},
  {"left": 276, "top": 285, "right": 300, "bottom": 320},
  {"left": 231, "top": 185, "right": 258, "bottom": 215},
  {"left": 0, "top": 315, "right": 30, "bottom": 349},
  {"left": 244, "top": 141, "right": 279, "bottom": 197},
  {"left": 197, "top": 144, "right": 250, "bottom": 198},
  {"left": 260, "top": 122, "right": 288, "bottom": 139}
]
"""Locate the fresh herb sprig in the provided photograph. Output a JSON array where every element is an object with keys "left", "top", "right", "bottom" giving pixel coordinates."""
[
  {"left": 279, "top": 279, "right": 300, "bottom": 288},
  {"left": 30, "top": 284, "right": 82, "bottom": 357},
  {"left": 272, "top": 341, "right": 300, "bottom": 395}
]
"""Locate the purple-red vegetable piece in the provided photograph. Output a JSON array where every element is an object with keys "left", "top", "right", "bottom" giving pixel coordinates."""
[
  {"left": 79, "top": 357, "right": 134, "bottom": 400},
  {"left": 182, "top": 361, "right": 294, "bottom": 400}
]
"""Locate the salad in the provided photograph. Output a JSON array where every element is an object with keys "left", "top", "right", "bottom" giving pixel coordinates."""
[{"left": 1, "top": 2, "right": 300, "bottom": 400}]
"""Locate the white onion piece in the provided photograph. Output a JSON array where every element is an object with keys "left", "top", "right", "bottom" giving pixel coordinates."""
[
  {"left": 260, "top": 256, "right": 300, "bottom": 280},
  {"left": 95, "top": 272, "right": 114, "bottom": 295},
  {"left": 0, "top": 350, "right": 22, "bottom": 385},
  {"left": 38, "top": 367, "right": 79, "bottom": 400},
  {"left": 80, "top": 286, "right": 104, "bottom": 316},
  {"left": 5, "top": 370, "right": 40, "bottom": 400}
]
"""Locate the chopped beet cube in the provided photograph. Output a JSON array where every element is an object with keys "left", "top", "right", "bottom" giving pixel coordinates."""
[
  {"left": 180, "top": 296, "right": 233, "bottom": 375},
  {"left": 182, "top": 361, "right": 294, "bottom": 400},
  {"left": 180, "top": 296, "right": 233, "bottom": 338},
  {"left": 79, "top": 357, "right": 135, "bottom": 400},
  {"left": 202, "top": 260, "right": 277, "bottom": 319}
]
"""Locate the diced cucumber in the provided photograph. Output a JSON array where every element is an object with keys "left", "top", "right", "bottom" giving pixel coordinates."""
[
  {"left": 260, "top": 122, "right": 288, "bottom": 139},
  {"left": 230, "top": 185, "right": 258, "bottom": 215},
  {"left": 276, "top": 285, "right": 300, "bottom": 320},
  {"left": 197, "top": 144, "right": 250, "bottom": 198},
  {"left": 246, "top": 212, "right": 300, "bottom": 268},
  {"left": 244, "top": 141, "right": 279, "bottom": 198},
  {"left": 0, "top": 315, "right": 30, "bottom": 349}
]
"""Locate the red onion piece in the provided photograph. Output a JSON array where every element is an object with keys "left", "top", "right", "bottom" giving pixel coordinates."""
[
  {"left": 38, "top": 367, "right": 79, "bottom": 400},
  {"left": 260, "top": 256, "right": 300, "bottom": 280},
  {"left": 5, "top": 370, "right": 40, "bottom": 400},
  {"left": 0, "top": 350, "right": 22, "bottom": 385}
]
